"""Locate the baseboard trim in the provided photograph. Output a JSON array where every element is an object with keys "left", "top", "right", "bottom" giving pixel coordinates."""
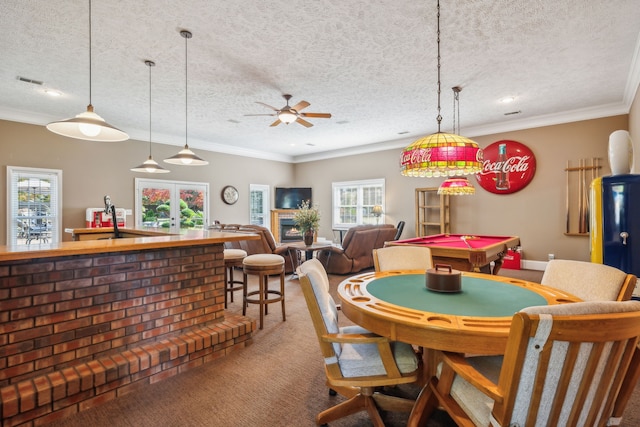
[{"left": 522, "top": 260, "right": 548, "bottom": 271}]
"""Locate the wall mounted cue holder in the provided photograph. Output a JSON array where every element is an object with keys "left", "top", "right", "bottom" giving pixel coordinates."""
[{"left": 564, "top": 158, "right": 601, "bottom": 236}]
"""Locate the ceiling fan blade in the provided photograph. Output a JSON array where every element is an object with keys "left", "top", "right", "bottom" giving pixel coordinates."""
[
  {"left": 296, "top": 118, "right": 313, "bottom": 128},
  {"left": 256, "top": 102, "right": 280, "bottom": 111},
  {"left": 270, "top": 119, "right": 282, "bottom": 127},
  {"left": 291, "top": 100, "right": 310, "bottom": 112},
  {"left": 244, "top": 113, "right": 277, "bottom": 117},
  {"left": 300, "top": 112, "right": 332, "bottom": 118}
]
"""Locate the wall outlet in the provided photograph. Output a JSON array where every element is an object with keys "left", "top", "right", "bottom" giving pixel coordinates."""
[{"left": 548, "top": 254, "right": 555, "bottom": 261}]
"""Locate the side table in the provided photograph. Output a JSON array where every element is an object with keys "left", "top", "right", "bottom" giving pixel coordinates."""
[{"left": 286, "top": 241, "right": 333, "bottom": 278}]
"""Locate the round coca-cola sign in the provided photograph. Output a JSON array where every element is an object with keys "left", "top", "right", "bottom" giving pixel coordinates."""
[{"left": 475, "top": 140, "right": 536, "bottom": 194}]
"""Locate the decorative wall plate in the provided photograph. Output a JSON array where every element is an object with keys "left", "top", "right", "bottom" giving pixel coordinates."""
[{"left": 475, "top": 140, "right": 537, "bottom": 194}]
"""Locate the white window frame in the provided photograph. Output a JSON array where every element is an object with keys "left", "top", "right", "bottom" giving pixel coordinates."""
[
  {"left": 249, "top": 184, "right": 270, "bottom": 229},
  {"left": 332, "top": 178, "right": 385, "bottom": 229},
  {"left": 7, "top": 166, "right": 63, "bottom": 245}
]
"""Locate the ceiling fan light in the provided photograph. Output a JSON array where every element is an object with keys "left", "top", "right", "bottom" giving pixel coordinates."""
[{"left": 278, "top": 111, "right": 297, "bottom": 124}]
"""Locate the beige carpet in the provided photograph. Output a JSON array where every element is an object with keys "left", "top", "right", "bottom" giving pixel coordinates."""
[{"left": 47, "top": 268, "right": 640, "bottom": 427}]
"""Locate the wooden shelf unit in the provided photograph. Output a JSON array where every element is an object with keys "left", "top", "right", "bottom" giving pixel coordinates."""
[{"left": 415, "top": 187, "right": 450, "bottom": 236}]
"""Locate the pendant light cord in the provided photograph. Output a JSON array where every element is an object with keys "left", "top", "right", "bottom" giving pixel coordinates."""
[
  {"left": 436, "top": 0, "right": 442, "bottom": 133},
  {"left": 88, "top": 0, "right": 93, "bottom": 108},
  {"left": 452, "top": 86, "right": 460, "bottom": 135},
  {"left": 147, "top": 60, "right": 153, "bottom": 156},
  {"left": 183, "top": 31, "right": 190, "bottom": 148}
]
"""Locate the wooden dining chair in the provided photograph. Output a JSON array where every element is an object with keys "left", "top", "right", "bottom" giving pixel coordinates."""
[
  {"left": 541, "top": 259, "right": 636, "bottom": 301},
  {"left": 297, "top": 259, "right": 421, "bottom": 426},
  {"left": 373, "top": 245, "right": 433, "bottom": 272},
  {"left": 408, "top": 300, "right": 640, "bottom": 427}
]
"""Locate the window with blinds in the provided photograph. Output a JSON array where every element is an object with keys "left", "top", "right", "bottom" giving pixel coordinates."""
[
  {"left": 332, "top": 178, "right": 385, "bottom": 229},
  {"left": 7, "top": 166, "right": 62, "bottom": 245}
]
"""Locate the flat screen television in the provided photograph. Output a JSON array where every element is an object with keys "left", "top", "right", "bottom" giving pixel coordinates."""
[{"left": 275, "top": 187, "right": 312, "bottom": 209}]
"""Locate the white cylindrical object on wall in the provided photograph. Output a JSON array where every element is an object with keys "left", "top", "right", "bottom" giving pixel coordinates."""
[{"left": 608, "top": 130, "right": 634, "bottom": 175}]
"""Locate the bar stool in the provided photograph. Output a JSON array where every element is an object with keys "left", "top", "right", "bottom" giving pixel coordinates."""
[
  {"left": 223, "top": 248, "right": 247, "bottom": 308},
  {"left": 242, "top": 254, "right": 286, "bottom": 329}
]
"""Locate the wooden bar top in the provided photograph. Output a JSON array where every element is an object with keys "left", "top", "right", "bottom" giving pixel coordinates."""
[{"left": 0, "top": 227, "right": 258, "bottom": 262}]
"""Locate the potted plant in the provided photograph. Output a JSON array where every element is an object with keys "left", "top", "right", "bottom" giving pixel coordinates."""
[{"left": 293, "top": 200, "right": 320, "bottom": 246}]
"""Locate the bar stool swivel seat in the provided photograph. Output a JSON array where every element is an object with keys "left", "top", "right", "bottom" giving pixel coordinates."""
[
  {"left": 242, "top": 254, "right": 286, "bottom": 329},
  {"left": 223, "top": 248, "right": 247, "bottom": 308}
]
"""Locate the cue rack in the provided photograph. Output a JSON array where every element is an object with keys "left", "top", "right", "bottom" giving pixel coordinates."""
[{"left": 564, "top": 158, "right": 601, "bottom": 236}]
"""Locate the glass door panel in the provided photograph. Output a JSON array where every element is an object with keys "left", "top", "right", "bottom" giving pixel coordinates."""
[{"left": 135, "top": 178, "right": 209, "bottom": 233}]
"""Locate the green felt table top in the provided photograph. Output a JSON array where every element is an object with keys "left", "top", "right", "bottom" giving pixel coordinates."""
[{"left": 366, "top": 274, "right": 547, "bottom": 317}]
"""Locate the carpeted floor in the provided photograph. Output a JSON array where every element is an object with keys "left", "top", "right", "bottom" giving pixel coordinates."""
[{"left": 47, "top": 268, "right": 640, "bottom": 427}]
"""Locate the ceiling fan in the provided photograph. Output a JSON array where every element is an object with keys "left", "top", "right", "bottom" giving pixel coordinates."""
[{"left": 245, "top": 94, "right": 332, "bottom": 127}]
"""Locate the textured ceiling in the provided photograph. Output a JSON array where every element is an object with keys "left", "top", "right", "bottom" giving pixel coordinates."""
[{"left": 1, "top": 0, "right": 640, "bottom": 163}]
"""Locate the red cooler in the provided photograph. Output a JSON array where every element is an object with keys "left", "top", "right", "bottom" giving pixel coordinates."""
[{"left": 86, "top": 208, "right": 126, "bottom": 228}]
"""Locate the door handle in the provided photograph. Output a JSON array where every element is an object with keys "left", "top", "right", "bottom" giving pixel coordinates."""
[{"left": 620, "top": 231, "right": 629, "bottom": 245}]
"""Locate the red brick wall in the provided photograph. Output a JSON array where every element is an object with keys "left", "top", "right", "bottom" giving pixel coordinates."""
[{"left": 0, "top": 244, "right": 255, "bottom": 425}]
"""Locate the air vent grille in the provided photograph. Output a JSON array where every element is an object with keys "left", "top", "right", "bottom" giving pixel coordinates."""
[{"left": 17, "top": 76, "right": 44, "bottom": 85}]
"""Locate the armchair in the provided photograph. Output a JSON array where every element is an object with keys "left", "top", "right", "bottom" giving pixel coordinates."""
[
  {"left": 317, "top": 224, "right": 397, "bottom": 274},
  {"left": 297, "top": 259, "right": 421, "bottom": 426},
  {"left": 409, "top": 300, "right": 640, "bottom": 427}
]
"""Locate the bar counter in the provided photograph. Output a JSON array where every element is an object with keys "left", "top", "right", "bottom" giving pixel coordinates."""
[
  {"left": 0, "top": 227, "right": 259, "bottom": 425},
  {"left": 0, "top": 227, "right": 256, "bottom": 262}
]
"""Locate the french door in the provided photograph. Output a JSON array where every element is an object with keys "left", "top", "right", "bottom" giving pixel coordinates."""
[{"left": 135, "top": 178, "right": 209, "bottom": 233}]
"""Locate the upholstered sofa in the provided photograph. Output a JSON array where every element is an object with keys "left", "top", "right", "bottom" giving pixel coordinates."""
[
  {"left": 316, "top": 224, "right": 397, "bottom": 274},
  {"left": 218, "top": 224, "right": 295, "bottom": 273}
]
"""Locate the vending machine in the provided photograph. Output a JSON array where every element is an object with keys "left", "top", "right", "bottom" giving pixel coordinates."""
[
  {"left": 590, "top": 175, "right": 640, "bottom": 280},
  {"left": 85, "top": 208, "right": 126, "bottom": 228}
]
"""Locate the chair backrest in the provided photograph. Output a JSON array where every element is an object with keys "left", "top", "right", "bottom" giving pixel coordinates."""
[
  {"left": 394, "top": 221, "right": 405, "bottom": 240},
  {"left": 373, "top": 246, "right": 433, "bottom": 272},
  {"left": 541, "top": 259, "right": 636, "bottom": 301},
  {"left": 492, "top": 300, "right": 640, "bottom": 427},
  {"left": 297, "top": 259, "right": 342, "bottom": 358}
]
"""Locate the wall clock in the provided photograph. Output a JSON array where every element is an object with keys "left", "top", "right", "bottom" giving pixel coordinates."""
[{"left": 221, "top": 185, "right": 239, "bottom": 205}]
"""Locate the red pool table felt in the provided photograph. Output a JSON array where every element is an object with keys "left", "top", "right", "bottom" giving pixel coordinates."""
[{"left": 389, "top": 233, "right": 520, "bottom": 273}]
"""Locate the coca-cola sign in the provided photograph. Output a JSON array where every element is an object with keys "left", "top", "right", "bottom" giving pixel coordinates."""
[{"left": 475, "top": 140, "right": 536, "bottom": 194}]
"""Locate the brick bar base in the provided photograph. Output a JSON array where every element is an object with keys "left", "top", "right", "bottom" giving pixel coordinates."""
[
  {"left": 1, "top": 314, "right": 255, "bottom": 426},
  {"left": 0, "top": 244, "right": 256, "bottom": 425}
]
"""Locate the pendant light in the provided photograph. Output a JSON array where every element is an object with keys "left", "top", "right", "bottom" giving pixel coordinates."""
[
  {"left": 164, "top": 30, "right": 208, "bottom": 166},
  {"left": 400, "top": 0, "right": 482, "bottom": 178},
  {"left": 131, "top": 60, "right": 169, "bottom": 173},
  {"left": 46, "top": 0, "right": 128, "bottom": 142},
  {"left": 438, "top": 86, "right": 475, "bottom": 195}
]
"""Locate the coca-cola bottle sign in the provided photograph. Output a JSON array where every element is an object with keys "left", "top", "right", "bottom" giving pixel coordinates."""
[{"left": 475, "top": 140, "right": 537, "bottom": 194}]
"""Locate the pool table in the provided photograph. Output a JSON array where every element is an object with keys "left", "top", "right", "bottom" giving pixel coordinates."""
[{"left": 387, "top": 233, "right": 520, "bottom": 274}]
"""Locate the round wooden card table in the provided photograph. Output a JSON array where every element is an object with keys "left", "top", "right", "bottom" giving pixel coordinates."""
[
  {"left": 338, "top": 270, "right": 580, "bottom": 425},
  {"left": 338, "top": 270, "right": 580, "bottom": 368}
]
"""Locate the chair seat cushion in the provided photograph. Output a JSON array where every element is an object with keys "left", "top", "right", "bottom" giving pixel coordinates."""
[
  {"left": 338, "top": 337, "right": 418, "bottom": 378},
  {"left": 441, "top": 356, "right": 502, "bottom": 427}
]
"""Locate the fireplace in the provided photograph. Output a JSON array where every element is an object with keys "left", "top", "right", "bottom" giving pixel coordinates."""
[{"left": 280, "top": 218, "right": 303, "bottom": 242}]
